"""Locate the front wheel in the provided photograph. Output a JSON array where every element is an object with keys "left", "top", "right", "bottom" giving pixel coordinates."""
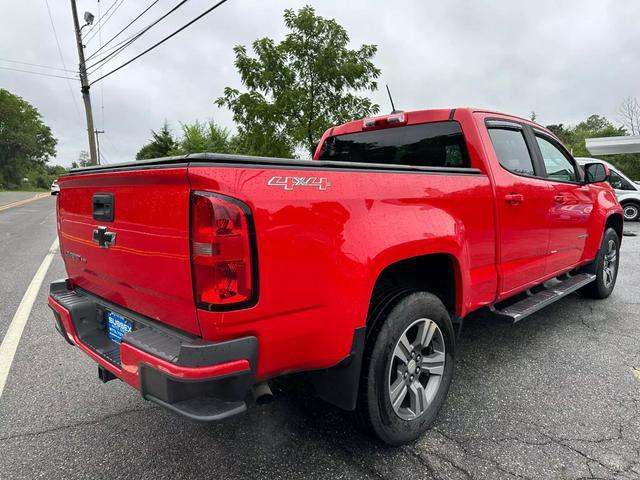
[
  {"left": 579, "top": 228, "right": 620, "bottom": 299},
  {"left": 358, "top": 292, "right": 455, "bottom": 445}
]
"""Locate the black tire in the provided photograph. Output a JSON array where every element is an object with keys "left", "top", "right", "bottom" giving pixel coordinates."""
[
  {"left": 579, "top": 228, "right": 620, "bottom": 299},
  {"left": 357, "top": 291, "right": 455, "bottom": 446},
  {"left": 622, "top": 202, "right": 639, "bottom": 222}
]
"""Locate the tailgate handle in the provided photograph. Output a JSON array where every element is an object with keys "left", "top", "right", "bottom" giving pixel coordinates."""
[{"left": 93, "top": 193, "right": 114, "bottom": 221}]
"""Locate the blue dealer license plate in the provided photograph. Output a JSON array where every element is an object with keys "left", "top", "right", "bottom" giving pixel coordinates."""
[{"left": 106, "top": 311, "right": 132, "bottom": 343}]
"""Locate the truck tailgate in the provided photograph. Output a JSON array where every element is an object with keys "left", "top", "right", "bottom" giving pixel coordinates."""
[{"left": 56, "top": 167, "right": 199, "bottom": 335}]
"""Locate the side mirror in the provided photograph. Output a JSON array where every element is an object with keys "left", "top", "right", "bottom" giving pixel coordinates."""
[{"left": 583, "top": 162, "right": 609, "bottom": 184}]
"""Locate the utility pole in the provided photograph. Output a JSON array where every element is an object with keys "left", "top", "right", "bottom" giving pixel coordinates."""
[
  {"left": 70, "top": 0, "right": 98, "bottom": 165},
  {"left": 94, "top": 129, "right": 104, "bottom": 164}
]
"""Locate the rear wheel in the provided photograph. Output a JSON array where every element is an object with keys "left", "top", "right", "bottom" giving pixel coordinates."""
[
  {"left": 358, "top": 292, "right": 455, "bottom": 445},
  {"left": 579, "top": 228, "right": 620, "bottom": 299},
  {"left": 622, "top": 203, "right": 639, "bottom": 222}
]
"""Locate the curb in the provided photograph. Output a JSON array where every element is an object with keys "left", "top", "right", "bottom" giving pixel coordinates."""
[{"left": 0, "top": 192, "right": 51, "bottom": 212}]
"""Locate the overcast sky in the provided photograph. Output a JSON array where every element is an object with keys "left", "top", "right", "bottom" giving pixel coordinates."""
[{"left": 1, "top": 0, "right": 639, "bottom": 167}]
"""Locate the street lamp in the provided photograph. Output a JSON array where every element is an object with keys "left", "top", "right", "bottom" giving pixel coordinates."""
[{"left": 81, "top": 11, "right": 94, "bottom": 31}]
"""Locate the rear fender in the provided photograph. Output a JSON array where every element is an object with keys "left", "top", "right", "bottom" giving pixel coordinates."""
[{"left": 359, "top": 211, "right": 469, "bottom": 318}]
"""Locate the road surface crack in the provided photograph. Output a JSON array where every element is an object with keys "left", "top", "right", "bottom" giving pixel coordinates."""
[
  {"left": 434, "top": 429, "right": 534, "bottom": 479},
  {"left": 0, "top": 406, "right": 155, "bottom": 442}
]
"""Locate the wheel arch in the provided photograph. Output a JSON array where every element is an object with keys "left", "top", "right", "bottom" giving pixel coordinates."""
[
  {"left": 367, "top": 253, "right": 462, "bottom": 320},
  {"left": 605, "top": 212, "right": 624, "bottom": 241},
  {"left": 364, "top": 253, "right": 463, "bottom": 349}
]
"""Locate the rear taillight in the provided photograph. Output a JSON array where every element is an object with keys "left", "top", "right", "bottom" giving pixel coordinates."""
[{"left": 190, "top": 191, "right": 257, "bottom": 310}]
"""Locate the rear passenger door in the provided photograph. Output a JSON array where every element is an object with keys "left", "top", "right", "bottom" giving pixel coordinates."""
[
  {"left": 532, "top": 132, "right": 593, "bottom": 275},
  {"left": 485, "top": 121, "right": 552, "bottom": 296}
]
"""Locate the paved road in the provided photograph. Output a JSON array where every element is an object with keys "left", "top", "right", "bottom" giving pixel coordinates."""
[
  {"left": 0, "top": 197, "right": 638, "bottom": 480},
  {"left": 0, "top": 191, "right": 48, "bottom": 207}
]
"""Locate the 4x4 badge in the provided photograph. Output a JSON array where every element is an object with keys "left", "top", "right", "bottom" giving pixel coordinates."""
[
  {"left": 93, "top": 226, "right": 116, "bottom": 249},
  {"left": 267, "top": 176, "right": 331, "bottom": 191}
]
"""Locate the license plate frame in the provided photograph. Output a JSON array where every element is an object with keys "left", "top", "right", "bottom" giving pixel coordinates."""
[{"left": 105, "top": 311, "right": 133, "bottom": 344}]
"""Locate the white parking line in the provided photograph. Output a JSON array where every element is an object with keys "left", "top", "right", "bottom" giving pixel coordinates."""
[{"left": 0, "top": 237, "right": 59, "bottom": 399}]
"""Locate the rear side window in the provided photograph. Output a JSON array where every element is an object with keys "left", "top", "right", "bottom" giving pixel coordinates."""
[
  {"left": 318, "top": 121, "right": 470, "bottom": 168},
  {"left": 488, "top": 128, "right": 535, "bottom": 176}
]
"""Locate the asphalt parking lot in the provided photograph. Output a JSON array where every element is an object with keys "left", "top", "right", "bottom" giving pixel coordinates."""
[{"left": 0, "top": 196, "right": 638, "bottom": 480}]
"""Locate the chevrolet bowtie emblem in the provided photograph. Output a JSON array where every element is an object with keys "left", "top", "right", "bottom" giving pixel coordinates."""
[{"left": 93, "top": 226, "right": 116, "bottom": 249}]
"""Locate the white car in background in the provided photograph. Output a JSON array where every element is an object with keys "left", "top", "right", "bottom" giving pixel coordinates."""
[
  {"left": 576, "top": 158, "right": 640, "bottom": 221},
  {"left": 50, "top": 180, "right": 60, "bottom": 195}
]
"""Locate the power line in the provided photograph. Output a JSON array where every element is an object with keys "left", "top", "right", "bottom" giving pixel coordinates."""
[
  {"left": 86, "top": 0, "right": 161, "bottom": 61},
  {"left": 86, "top": 0, "right": 189, "bottom": 72},
  {"left": 86, "top": 1, "right": 173, "bottom": 65},
  {"left": 102, "top": 132, "right": 124, "bottom": 161},
  {"left": 85, "top": 29, "right": 145, "bottom": 73},
  {"left": 0, "top": 65, "right": 79, "bottom": 81},
  {"left": 85, "top": 24, "right": 147, "bottom": 69},
  {"left": 91, "top": 0, "right": 230, "bottom": 85},
  {"left": 43, "top": 0, "right": 83, "bottom": 120},
  {"left": 0, "top": 58, "right": 77, "bottom": 73},
  {"left": 85, "top": 31, "right": 139, "bottom": 70},
  {"left": 84, "top": 0, "right": 127, "bottom": 45},
  {"left": 86, "top": 0, "right": 190, "bottom": 73}
]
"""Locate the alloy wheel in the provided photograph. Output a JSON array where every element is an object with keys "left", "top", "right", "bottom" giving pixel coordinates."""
[
  {"left": 388, "top": 318, "right": 446, "bottom": 421},
  {"left": 603, "top": 239, "right": 618, "bottom": 288}
]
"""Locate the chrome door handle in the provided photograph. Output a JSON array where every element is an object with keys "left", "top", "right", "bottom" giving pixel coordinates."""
[{"left": 505, "top": 193, "right": 524, "bottom": 205}]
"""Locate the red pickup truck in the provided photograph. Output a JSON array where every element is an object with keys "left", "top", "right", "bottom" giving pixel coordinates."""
[{"left": 48, "top": 108, "right": 622, "bottom": 445}]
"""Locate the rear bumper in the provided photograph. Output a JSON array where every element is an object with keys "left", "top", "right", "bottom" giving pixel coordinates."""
[{"left": 48, "top": 279, "right": 257, "bottom": 422}]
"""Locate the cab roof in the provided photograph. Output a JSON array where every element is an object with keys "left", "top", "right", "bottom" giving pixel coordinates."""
[{"left": 328, "top": 107, "right": 553, "bottom": 137}]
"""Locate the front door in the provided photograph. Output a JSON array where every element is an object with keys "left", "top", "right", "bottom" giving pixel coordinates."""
[{"left": 533, "top": 134, "right": 593, "bottom": 275}]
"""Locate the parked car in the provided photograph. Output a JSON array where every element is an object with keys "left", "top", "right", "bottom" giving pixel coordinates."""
[
  {"left": 48, "top": 108, "right": 623, "bottom": 445},
  {"left": 50, "top": 180, "right": 60, "bottom": 195},
  {"left": 576, "top": 158, "right": 640, "bottom": 221}
]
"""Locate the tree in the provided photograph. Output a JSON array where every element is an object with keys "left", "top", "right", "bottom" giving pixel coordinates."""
[
  {"left": 546, "top": 115, "right": 625, "bottom": 157},
  {"left": 0, "top": 89, "right": 57, "bottom": 189},
  {"left": 618, "top": 96, "right": 640, "bottom": 136},
  {"left": 172, "top": 121, "right": 232, "bottom": 155},
  {"left": 546, "top": 124, "right": 575, "bottom": 147},
  {"left": 216, "top": 5, "right": 381, "bottom": 157},
  {"left": 71, "top": 151, "right": 91, "bottom": 169},
  {"left": 546, "top": 114, "right": 640, "bottom": 179},
  {"left": 136, "top": 122, "right": 177, "bottom": 160}
]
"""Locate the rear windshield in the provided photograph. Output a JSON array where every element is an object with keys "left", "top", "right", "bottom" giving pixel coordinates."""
[{"left": 318, "top": 121, "right": 470, "bottom": 168}]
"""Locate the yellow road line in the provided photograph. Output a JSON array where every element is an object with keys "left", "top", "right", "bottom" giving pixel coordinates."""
[{"left": 0, "top": 193, "right": 50, "bottom": 212}]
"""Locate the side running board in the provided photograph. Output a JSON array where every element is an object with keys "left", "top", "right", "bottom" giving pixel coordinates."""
[{"left": 492, "top": 273, "right": 596, "bottom": 323}]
